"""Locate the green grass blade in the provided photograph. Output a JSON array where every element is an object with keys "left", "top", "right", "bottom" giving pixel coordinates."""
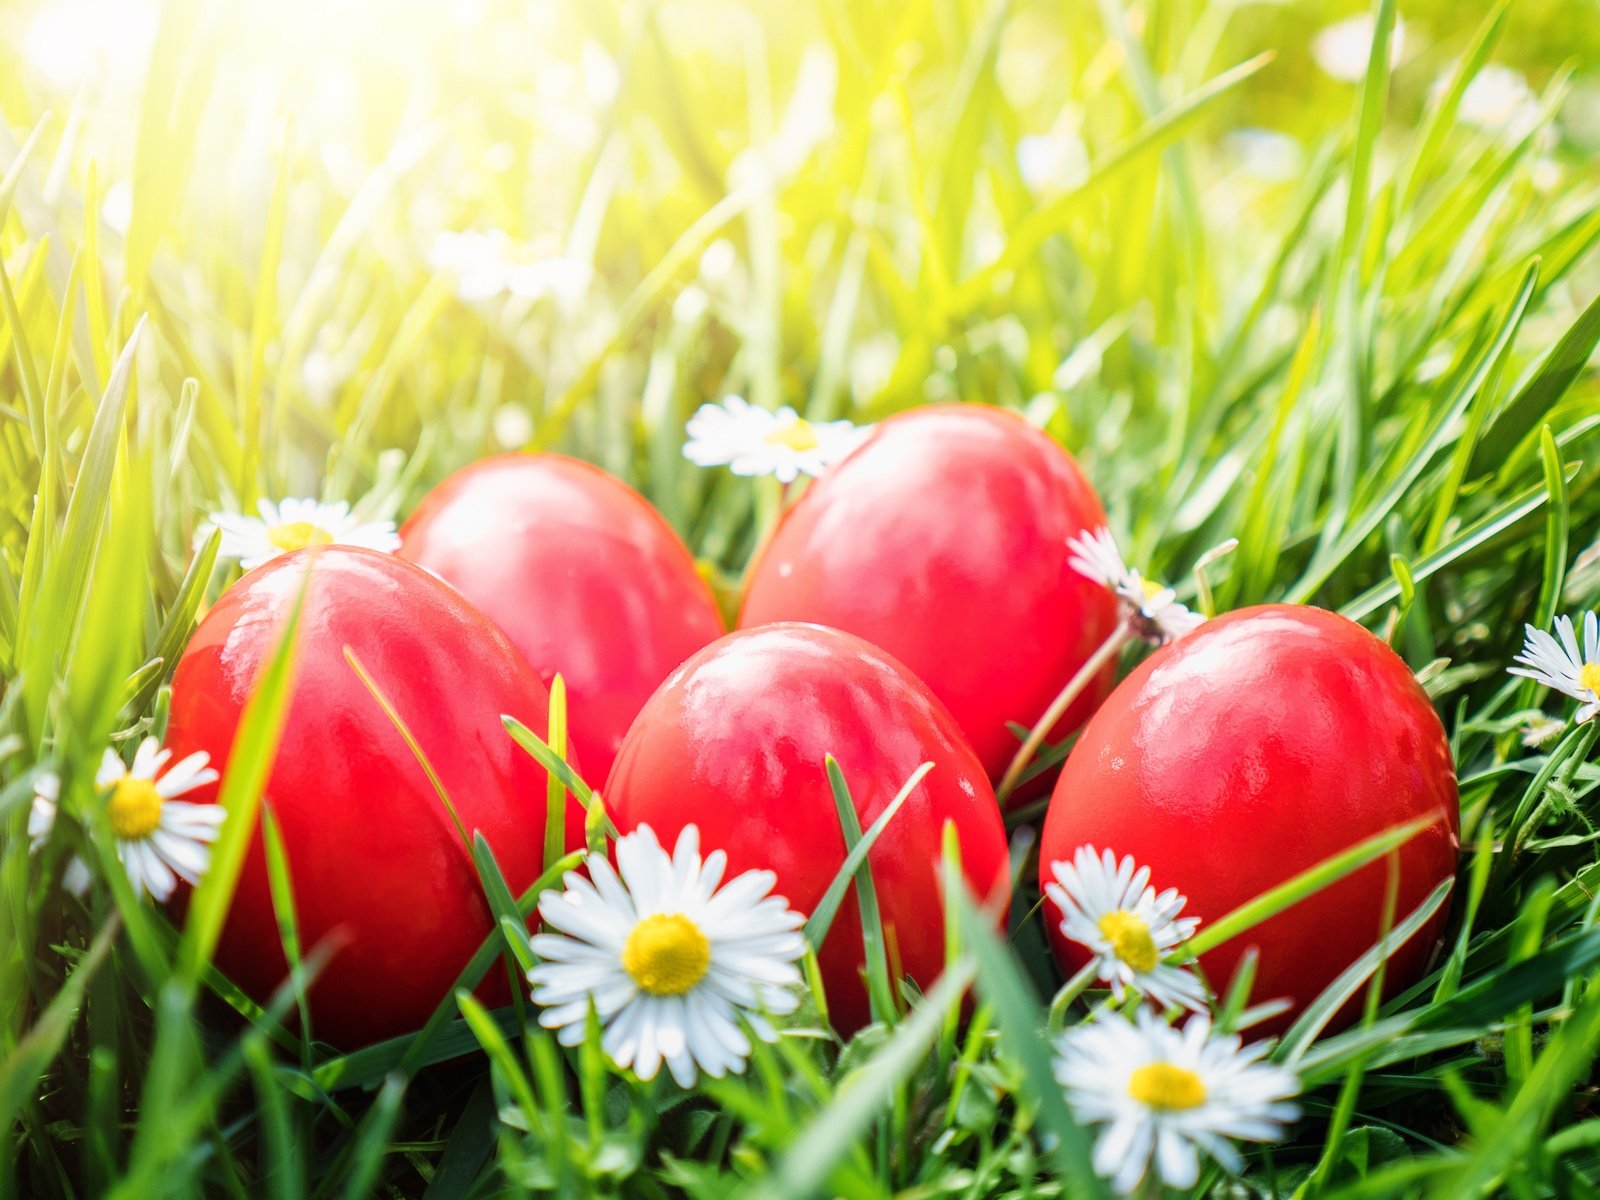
[
  {"left": 803, "top": 761, "right": 930, "bottom": 950},
  {"left": 822, "top": 755, "right": 898, "bottom": 1026},
  {"left": 1185, "top": 816, "right": 1433, "bottom": 957},
  {"left": 178, "top": 558, "right": 309, "bottom": 985}
]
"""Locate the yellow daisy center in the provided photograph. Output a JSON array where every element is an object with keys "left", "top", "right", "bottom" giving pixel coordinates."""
[
  {"left": 1581, "top": 662, "right": 1600, "bottom": 697},
  {"left": 764, "top": 417, "right": 820, "bottom": 453},
  {"left": 267, "top": 520, "right": 334, "bottom": 553},
  {"left": 622, "top": 913, "right": 711, "bottom": 996},
  {"left": 1098, "top": 909, "right": 1159, "bottom": 973},
  {"left": 1140, "top": 578, "right": 1166, "bottom": 602},
  {"left": 1128, "top": 1062, "right": 1208, "bottom": 1111},
  {"left": 109, "top": 777, "right": 163, "bottom": 840}
]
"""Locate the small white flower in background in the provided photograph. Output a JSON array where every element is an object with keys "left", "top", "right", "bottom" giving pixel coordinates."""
[
  {"left": 208, "top": 498, "right": 401, "bottom": 571},
  {"left": 428, "top": 229, "right": 521, "bottom": 302},
  {"left": 698, "top": 238, "right": 739, "bottom": 285},
  {"left": 1056, "top": 1009, "right": 1300, "bottom": 1195},
  {"left": 683, "top": 396, "right": 869, "bottom": 484},
  {"left": 1453, "top": 65, "right": 1541, "bottom": 136},
  {"left": 492, "top": 403, "right": 536, "bottom": 451},
  {"left": 1067, "top": 526, "right": 1206, "bottom": 645},
  {"left": 27, "top": 771, "right": 61, "bottom": 852},
  {"left": 1311, "top": 14, "right": 1406, "bottom": 84},
  {"left": 506, "top": 257, "right": 593, "bottom": 306},
  {"left": 427, "top": 229, "right": 592, "bottom": 306},
  {"left": 1510, "top": 612, "right": 1600, "bottom": 724},
  {"left": 528, "top": 824, "right": 807, "bottom": 1087},
  {"left": 672, "top": 285, "right": 710, "bottom": 327},
  {"left": 1016, "top": 126, "right": 1089, "bottom": 193},
  {"left": 102, "top": 180, "right": 134, "bottom": 236},
  {"left": 96, "top": 740, "right": 223, "bottom": 902},
  {"left": 1533, "top": 156, "right": 1563, "bottom": 195},
  {"left": 28, "top": 771, "right": 92, "bottom": 896},
  {"left": 1045, "top": 845, "right": 1208, "bottom": 1014},
  {"left": 29, "top": 743, "right": 223, "bottom": 902},
  {"left": 1221, "top": 128, "right": 1304, "bottom": 184}
]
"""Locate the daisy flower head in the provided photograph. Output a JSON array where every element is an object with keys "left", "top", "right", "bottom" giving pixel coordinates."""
[
  {"left": 1056, "top": 1009, "right": 1299, "bottom": 1195},
  {"left": 683, "top": 395, "right": 868, "bottom": 484},
  {"left": 209, "top": 497, "right": 401, "bottom": 571},
  {"left": 1066, "top": 526, "right": 1206, "bottom": 645},
  {"left": 528, "top": 823, "right": 808, "bottom": 1087},
  {"left": 96, "top": 739, "right": 224, "bottom": 902},
  {"left": 1045, "top": 845, "right": 1207, "bottom": 1013},
  {"left": 27, "top": 770, "right": 92, "bottom": 896},
  {"left": 1509, "top": 611, "right": 1600, "bottom": 724}
]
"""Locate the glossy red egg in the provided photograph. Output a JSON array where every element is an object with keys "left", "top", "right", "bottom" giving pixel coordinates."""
[
  {"left": 167, "top": 547, "right": 578, "bottom": 1048},
  {"left": 399, "top": 453, "right": 725, "bottom": 787},
  {"left": 1039, "top": 604, "right": 1459, "bottom": 1031},
  {"left": 605, "top": 622, "right": 1011, "bottom": 1033},
  {"left": 739, "top": 404, "right": 1119, "bottom": 786}
]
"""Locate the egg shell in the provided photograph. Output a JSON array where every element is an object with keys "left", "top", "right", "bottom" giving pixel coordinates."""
[
  {"left": 739, "top": 404, "right": 1119, "bottom": 787},
  {"left": 166, "top": 547, "right": 579, "bottom": 1048},
  {"left": 399, "top": 453, "right": 725, "bottom": 787},
  {"left": 604, "top": 621, "right": 1011, "bottom": 1033},
  {"left": 1039, "top": 604, "right": 1460, "bottom": 1031}
]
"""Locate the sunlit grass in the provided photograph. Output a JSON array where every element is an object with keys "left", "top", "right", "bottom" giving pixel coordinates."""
[{"left": 5, "top": 0, "right": 1600, "bottom": 1194}]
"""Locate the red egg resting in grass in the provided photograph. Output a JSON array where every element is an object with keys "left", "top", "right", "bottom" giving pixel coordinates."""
[
  {"left": 739, "top": 404, "right": 1120, "bottom": 790},
  {"left": 1040, "top": 604, "right": 1460, "bottom": 1033},
  {"left": 399, "top": 453, "right": 725, "bottom": 787},
  {"left": 605, "top": 622, "right": 1011, "bottom": 1033},
  {"left": 166, "top": 547, "right": 582, "bottom": 1048}
]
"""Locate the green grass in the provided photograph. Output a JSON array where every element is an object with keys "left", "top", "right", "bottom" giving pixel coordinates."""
[{"left": 5, "top": 0, "right": 1600, "bottom": 1194}]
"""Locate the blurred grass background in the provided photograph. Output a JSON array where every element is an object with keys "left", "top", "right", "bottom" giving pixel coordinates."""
[{"left": 2, "top": 0, "right": 1595, "bottom": 578}]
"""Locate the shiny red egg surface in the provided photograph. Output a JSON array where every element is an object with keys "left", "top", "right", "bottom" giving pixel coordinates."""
[
  {"left": 1039, "top": 604, "right": 1460, "bottom": 1031},
  {"left": 739, "top": 404, "right": 1119, "bottom": 786},
  {"left": 604, "top": 622, "right": 1011, "bottom": 1033},
  {"left": 399, "top": 453, "right": 725, "bottom": 787},
  {"left": 167, "top": 547, "right": 575, "bottom": 1048}
]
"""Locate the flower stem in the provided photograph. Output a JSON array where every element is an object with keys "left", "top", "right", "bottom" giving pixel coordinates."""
[{"left": 996, "top": 619, "right": 1131, "bottom": 806}]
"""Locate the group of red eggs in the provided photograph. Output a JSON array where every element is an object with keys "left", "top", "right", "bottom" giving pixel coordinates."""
[{"left": 165, "top": 405, "right": 1460, "bottom": 1049}]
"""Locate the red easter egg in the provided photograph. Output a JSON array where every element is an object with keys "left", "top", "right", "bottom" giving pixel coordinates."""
[
  {"left": 739, "top": 404, "right": 1118, "bottom": 786},
  {"left": 1039, "top": 604, "right": 1459, "bottom": 1032},
  {"left": 605, "top": 622, "right": 1011, "bottom": 1033},
  {"left": 167, "top": 547, "right": 579, "bottom": 1048},
  {"left": 399, "top": 453, "right": 724, "bottom": 786}
]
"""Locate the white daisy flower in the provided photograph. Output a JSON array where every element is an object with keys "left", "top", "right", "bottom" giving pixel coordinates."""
[
  {"left": 1311, "top": 14, "right": 1406, "bottom": 85},
  {"left": 1509, "top": 612, "right": 1600, "bottom": 724},
  {"left": 683, "top": 395, "right": 868, "bottom": 484},
  {"left": 528, "top": 824, "right": 807, "bottom": 1087},
  {"left": 95, "top": 739, "right": 224, "bottom": 902},
  {"left": 1056, "top": 1009, "right": 1299, "bottom": 1195},
  {"left": 1045, "top": 846, "right": 1208, "bottom": 1013},
  {"left": 27, "top": 771, "right": 92, "bottom": 896},
  {"left": 208, "top": 498, "right": 401, "bottom": 571},
  {"left": 1067, "top": 526, "right": 1206, "bottom": 645}
]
